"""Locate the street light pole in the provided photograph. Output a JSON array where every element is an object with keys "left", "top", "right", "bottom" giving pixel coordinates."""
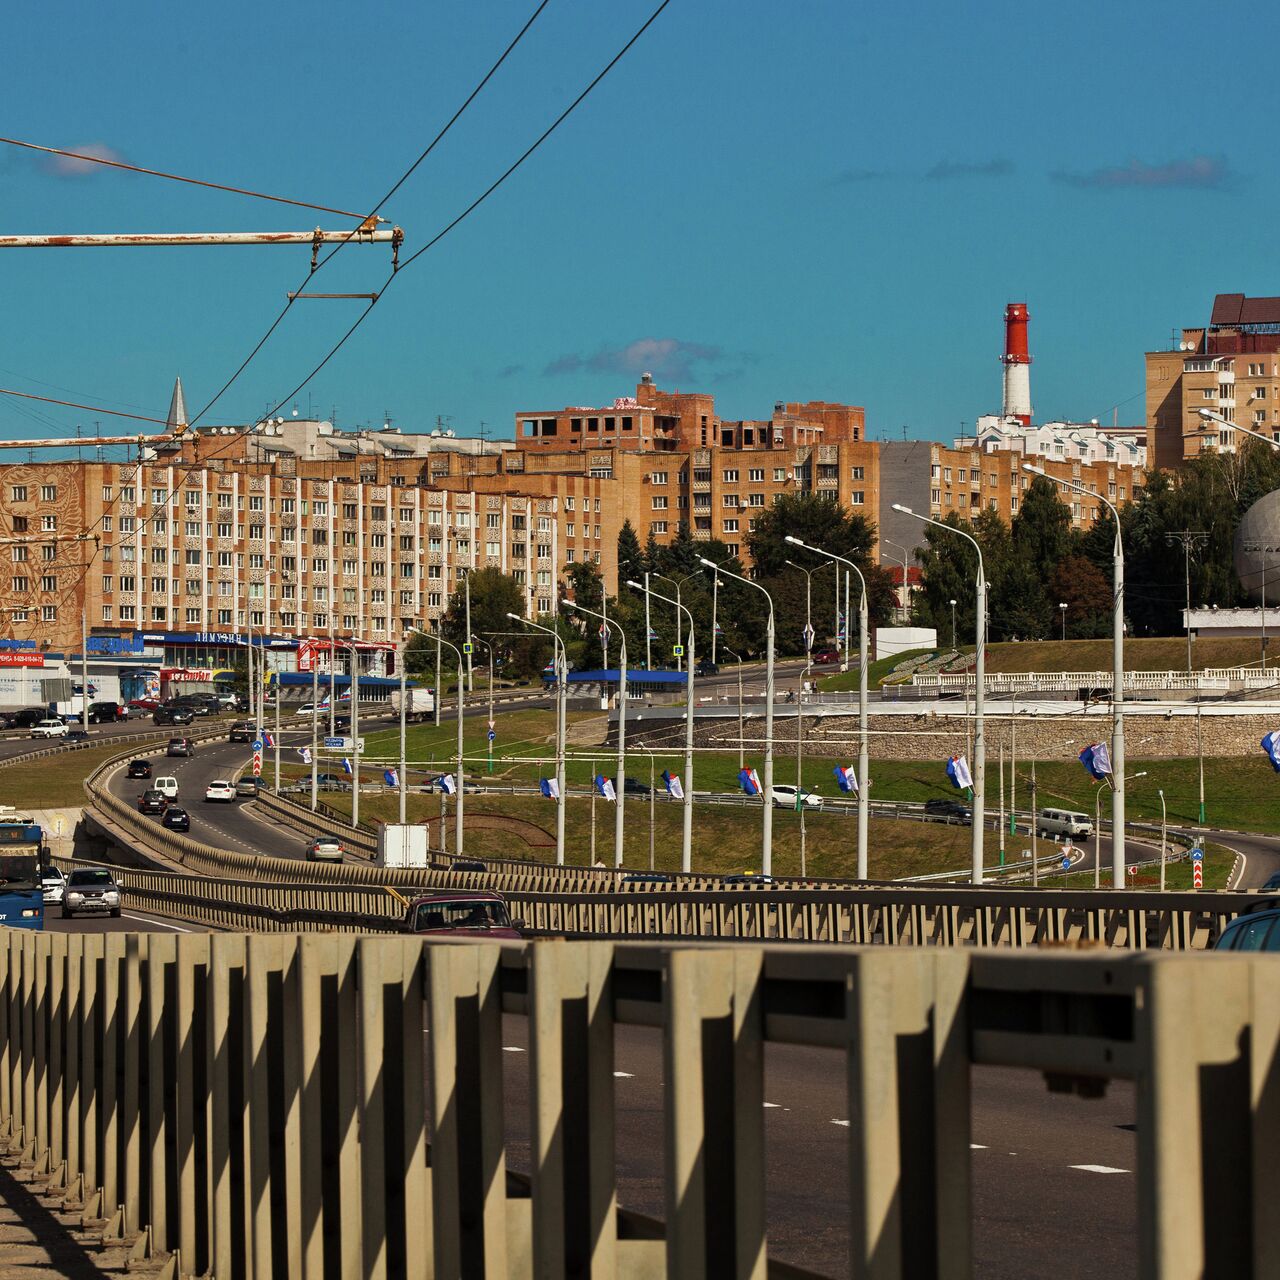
[
  {"left": 509, "top": 613, "right": 567, "bottom": 864},
  {"left": 464, "top": 570, "right": 474, "bottom": 693},
  {"left": 1025, "top": 464, "right": 1128, "bottom": 886},
  {"left": 949, "top": 598, "right": 957, "bottom": 652},
  {"left": 784, "top": 535, "right": 871, "bottom": 881},
  {"left": 567, "top": 601, "right": 627, "bottom": 868},
  {"left": 1159, "top": 788, "right": 1168, "bottom": 892},
  {"left": 471, "top": 636, "right": 497, "bottom": 774},
  {"left": 722, "top": 646, "right": 745, "bottom": 769},
  {"left": 883, "top": 538, "right": 911, "bottom": 622},
  {"left": 1059, "top": 602, "right": 1068, "bottom": 642},
  {"left": 784, "top": 559, "right": 817, "bottom": 654},
  {"left": 1165, "top": 531, "right": 1209, "bottom": 674},
  {"left": 629, "top": 580, "right": 695, "bottom": 873},
  {"left": 705, "top": 560, "right": 776, "bottom": 876},
  {"left": 892, "top": 506, "right": 986, "bottom": 885},
  {"left": 405, "top": 628, "right": 466, "bottom": 855},
  {"left": 397, "top": 636, "right": 408, "bottom": 823}
]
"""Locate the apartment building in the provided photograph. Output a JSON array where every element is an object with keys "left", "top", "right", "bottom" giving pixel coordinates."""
[{"left": 1146, "top": 292, "right": 1280, "bottom": 469}]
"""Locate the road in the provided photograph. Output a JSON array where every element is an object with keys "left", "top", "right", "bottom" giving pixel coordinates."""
[
  {"left": 0, "top": 715, "right": 175, "bottom": 763},
  {"left": 46, "top": 907, "right": 206, "bottom": 934},
  {"left": 497, "top": 1016, "right": 1137, "bottom": 1278}
]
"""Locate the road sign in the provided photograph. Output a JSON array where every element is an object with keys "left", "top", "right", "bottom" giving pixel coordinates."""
[
  {"left": 1061, "top": 855, "right": 1071, "bottom": 870},
  {"left": 462, "top": 642, "right": 473, "bottom": 655},
  {"left": 252, "top": 738, "right": 263, "bottom": 753},
  {"left": 803, "top": 624, "right": 815, "bottom": 650},
  {"left": 673, "top": 644, "right": 684, "bottom": 658},
  {"left": 1190, "top": 847, "right": 1204, "bottom": 862},
  {"left": 322, "top": 735, "right": 364, "bottom": 752},
  {"left": 252, "top": 750, "right": 262, "bottom": 777},
  {"left": 487, "top": 729, "right": 496, "bottom": 742},
  {"left": 1193, "top": 863, "right": 1204, "bottom": 888},
  {"left": 1128, "top": 864, "right": 1138, "bottom": 878}
]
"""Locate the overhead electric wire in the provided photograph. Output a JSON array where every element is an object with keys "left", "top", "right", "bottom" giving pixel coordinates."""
[
  {"left": 187, "top": 0, "right": 552, "bottom": 429},
  {"left": 0, "top": 136, "right": 372, "bottom": 221},
  {"left": 0, "top": 386, "right": 169, "bottom": 425}
]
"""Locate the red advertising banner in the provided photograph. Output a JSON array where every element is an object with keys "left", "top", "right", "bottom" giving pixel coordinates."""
[{"left": 0, "top": 654, "right": 44, "bottom": 667}]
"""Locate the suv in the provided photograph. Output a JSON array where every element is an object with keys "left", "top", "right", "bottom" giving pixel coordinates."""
[
  {"left": 138, "top": 788, "right": 167, "bottom": 814},
  {"left": 694, "top": 659, "right": 720, "bottom": 677},
  {"left": 10, "top": 707, "right": 49, "bottom": 730},
  {"left": 770, "top": 784, "right": 823, "bottom": 811},
  {"left": 31, "top": 718, "right": 68, "bottom": 739},
  {"left": 166, "top": 737, "right": 194, "bottom": 757},
  {"left": 126, "top": 759, "right": 153, "bottom": 780},
  {"left": 924, "top": 797, "right": 972, "bottom": 824},
  {"left": 1215, "top": 901, "right": 1280, "bottom": 951},
  {"left": 228, "top": 720, "right": 257, "bottom": 743},
  {"left": 88, "top": 701, "right": 126, "bottom": 724},
  {"left": 154, "top": 706, "right": 194, "bottom": 726},
  {"left": 62, "top": 867, "right": 122, "bottom": 919}
]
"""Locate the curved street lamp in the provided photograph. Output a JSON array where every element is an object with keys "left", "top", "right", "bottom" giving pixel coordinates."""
[
  {"left": 401, "top": 628, "right": 466, "bottom": 855},
  {"left": 508, "top": 613, "right": 568, "bottom": 864}
]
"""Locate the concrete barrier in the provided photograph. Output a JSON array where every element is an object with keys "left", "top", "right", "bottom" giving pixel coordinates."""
[{"left": 1, "top": 930, "right": 1275, "bottom": 1276}]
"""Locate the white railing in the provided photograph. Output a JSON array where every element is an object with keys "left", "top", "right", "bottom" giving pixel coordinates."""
[{"left": 911, "top": 666, "right": 1280, "bottom": 693}]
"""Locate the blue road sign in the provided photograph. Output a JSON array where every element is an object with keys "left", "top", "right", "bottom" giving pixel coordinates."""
[
  {"left": 252, "top": 738, "right": 263, "bottom": 753},
  {"left": 1061, "top": 855, "right": 1072, "bottom": 870},
  {"left": 1190, "top": 847, "right": 1204, "bottom": 862},
  {"left": 462, "top": 642, "right": 473, "bottom": 655},
  {"left": 487, "top": 729, "right": 496, "bottom": 742}
]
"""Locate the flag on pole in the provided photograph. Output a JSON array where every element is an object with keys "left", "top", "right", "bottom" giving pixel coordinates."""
[
  {"left": 439, "top": 774, "right": 457, "bottom": 795},
  {"left": 1079, "top": 741, "right": 1112, "bottom": 780},
  {"left": 540, "top": 777, "right": 560, "bottom": 800},
  {"left": 1262, "top": 730, "right": 1280, "bottom": 773},
  {"left": 318, "top": 694, "right": 330, "bottom": 708},
  {"left": 383, "top": 768, "right": 399, "bottom": 787},
  {"left": 833, "top": 764, "right": 858, "bottom": 794},
  {"left": 261, "top": 728, "right": 275, "bottom": 748},
  {"left": 341, "top": 758, "right": 353, "bottom": 776},
  {"left": 714, "top": 622, "right": 724, "bottom": 635},
  {"left": 738, "top": 767, "right": 762, "bottom": 797},
  {"left": 945, "top": 754, "right": 972, "bottom": 790},
  {"left": 595, "top": 774, "right": 617, "bottom": 802},
  {"left": 647, "top": 628, "right": 660, "bottom": 641},
  {"left": 297, "top": 746, "right": 312, "bottom": 764},
  {"left": 662, "top": 770, "right": 684, "bottom": 800}
]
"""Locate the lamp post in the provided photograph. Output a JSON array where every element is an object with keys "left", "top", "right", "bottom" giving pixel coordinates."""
[
  {"left": 883, "top": 538, "right": 911, "bottom": 622},
  {"left": 949, "top": 598, "right": 958, "bottom": 652},
  {"left": 470, "top": 635, "right": 497, "bottom": 774},
  {"left": 1059, "top": 602, "right": 1068, "bottom": 641},
  {"left": 310, "top": 641, "right": 320, "bottom": 811},
  {"left": 722, "top": 645, "right": 746, "bottom": 769},
  {"left": 703, "top": 559, "right": 776, "bottom": 876},
  {"left": 403, "top": 628, "right": 466, "bottom": 855},
  {"left": 785, "top": 558, "right": 826, "bottom": 653},
  {"left": 653, "top": 571, "right": 697, "bottom": 674},
  {"left": 339, "top": 641, "right": 363, "bottom": 829},
  {"left": 784, "top": 534, "right": 871, "bottom": 881},
  {"left": 567, "top": 601, "right": 627, "bottom": 868},
  {"left": 628, "top": 580, "right": 695, "bottom": 873},
  {"left": 1165, "top": 531, "right": 1209, "bottom": 673},
  {"left": 509, "top": 613, "right": 567, "bottom": 864},
  {"left": 1158, "top": 787, "right": 1168, "bottom": 892},
  {"left": 892, "top": 506, "right": 986, "bottom": 885},
  {"left": 1024, "top": 464, "right": 1129, "bottom": 887},
  {"left": 1196, "top": 405, "right": 1280, "bottom": 453}
]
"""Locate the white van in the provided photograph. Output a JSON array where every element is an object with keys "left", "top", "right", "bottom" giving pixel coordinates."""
[
  {"left": 153, "top": 776, "right": 180, "bottom": 800},
  {"left": 1037, "top": 808, "right": 1092, "bottom": 839}
]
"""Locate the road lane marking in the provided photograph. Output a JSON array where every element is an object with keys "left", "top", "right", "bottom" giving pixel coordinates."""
[
  {"left": 970, "top": 1144, "right": 988, "bottom": 1150},
  {"left": 1069, "top": 1164, "right": 1130, "bottom": 1174},
  {"left": 614, "top": 1072, "right": 635, "bottom": 1079},
  {"left": 122, "top": 912, "right": 192, "bottom": 933},
  {"left": 831, "top": 1120, "right": 850, "bottom": 1127},
  {"left": 503, "top": 1046, "right": 525, "bottom": 1053},
  {"left": 763, "top": 1102, "right": 780, "bottom": 1108}
]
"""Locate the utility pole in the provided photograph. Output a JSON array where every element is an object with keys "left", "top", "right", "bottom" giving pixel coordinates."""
[{"left": 1165, "top": 531, "right": 1209, "bottom": 673}]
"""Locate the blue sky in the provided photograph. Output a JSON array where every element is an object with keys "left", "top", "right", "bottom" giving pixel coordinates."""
[{"left": 2, "top": 0, "right": 1277, "bottom": 445}]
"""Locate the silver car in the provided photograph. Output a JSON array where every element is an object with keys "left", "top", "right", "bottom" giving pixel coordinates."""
[{"left": 62, "top": 867, "right": 122, "bottom": 919}]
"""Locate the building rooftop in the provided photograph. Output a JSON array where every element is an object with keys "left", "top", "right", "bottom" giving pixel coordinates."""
[{"left": 1210, "top": 293, "right": 1280, "bottom": 328}]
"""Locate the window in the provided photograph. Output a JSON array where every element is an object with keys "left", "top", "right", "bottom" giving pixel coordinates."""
[
  {"left": 722, "top": 469, "right": 739, "bottom": 483},
  {"left": 1202, "top": 389, "right": 1215, "bottom": 400},
  {"left": 41, "top": 515, "right": 56, "bottom": 532},
  {"left": 120, "top": 575, "right": 136, "bottom": 593},
  {"left": 651, "top": 521, "right": 668, "bottom": 534},
  {"left": 151, "top": 547, "right": 168, "bottom": 564},
  {"left": 851, "top": 466, "right": 865, "bottom": 480},
  {"left": 650, "top": 472, "right": 668, "bottom": 485},
  {"left": 722, "top": 494, "right": 739, "bottom": 508},
  {"left": 723, "top": 519, "right": 739, "bottom": 533},
  {"left": 40, "top": 485, "right": 57, "bottom": 502},
  {"left": 850, "top": 491, "right": 865, "bottom": 505},
  {"left": 313, "top": 501, "right": 328, "bottom": 517},
  {"left": 10, "top": 546, "right": 26, "bottom": 563},
  {"left": 10, "top": 486, "right": 26, "bottom": 502},
  {"left": 10, "top": 576, "right": 26, "bottom": 592},
  {"left": 749, "top": 468, "right": 764, "bottom": 482},
  {"left": 118, "top": 605, "right": 134, "bottom": 621},
  {"left": 42, "top": 544, "right": 55, "bottom": 560},
  {"left": 40, "top": 574, "right": 56, "bottom": 591},
  {"left": 773, "top": 469, "right": 786, "bottom": 482},
  {"left": 185, "top": 490, "right": 201, "bottom": 509},
  {"left": 120, "top": 486, "right": 135, "bottom": 503},
  {"left": 652, "top": 496, "right": 668, "bottom": 510},
  {"left": 41, "top": 605, "right": 57, "bottom": 622},
  {"left": 944, "top": 468, "right": 952, "bottom": 481},
  {"left": 748, "top": 493, "right": 765, "bottom": 507},
  {"left": 11, "top": 516, "right": 26, "bottom": 533},
  {"left": 102, "top": 575, "right": 113, "bottom": 593}
]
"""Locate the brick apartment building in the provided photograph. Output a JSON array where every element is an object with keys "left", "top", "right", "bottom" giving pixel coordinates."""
[{"left": 1146, "top": 292, "right": 1280, "bottom": 469}]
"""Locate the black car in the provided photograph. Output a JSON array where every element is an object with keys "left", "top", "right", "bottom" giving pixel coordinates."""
[
  {"left": 126, "top": 759, "right": 153, "bottom": 779},
  {"left": 315, "top": 772, "right": 348, "bottom": 790},
  {"left": 88, "top": 701, "right": 126, "bottom": 724},
  {"left": 622, "top": 777, "right": 653, "bottom": 796},
  {"left": 694, "top": 659, "right": 720, "bottom": 677},
  {"left": 228, "top": 720, "right": 257, "bottom": 743},
  {"left": 161, "top": 805, "right": 190, "bottom": 832},
  {"left": 620, "top": 872, "right": 671, "bottom": 884},
  {"left": 154, "top": 706, "right": 195, "bottom": 726},
  {"left": 1261, "top": 872, "right": 1280, "bottom": 893},
  {"left": 924, "top": 797, "right": 972, "bottom": 824},
  {"left": 452, "top": 858, "right": 488, "bottom": 872},
  {"left": 138, "top": 789, "right": 167, "bottom": 815},
  {"left": 10, "top": 707, "right": 49, "bottom": 730},
  {"left": 65, "top": 729, "right": 90, "bottom": 744},
  {"left": 334, "top": 715, "right": 351, "bottom": 733}
]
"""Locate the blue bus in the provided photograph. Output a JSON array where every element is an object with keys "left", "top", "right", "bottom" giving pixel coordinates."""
[{"left": 0, "top": 812, "right": 45, "bottom": 930}]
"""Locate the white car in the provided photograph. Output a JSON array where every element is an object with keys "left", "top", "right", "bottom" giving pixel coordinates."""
[
  {"left": 204, "top": 780, "right": 237, "bottom": 802},
  {"left": 770, "top": 784, "right": 824, "bottom": 811},
  {"left": 294, "top": 703, "right": 324, "bottom": 716},
  {"left": 153, "top": 776, "right": 180, "bottom": 800},
  {"left": 31, "top": 719, "right": 68, "bottom": 738},
  {"left": 41, "top": 866, "right": 65, "bottom": 904}
]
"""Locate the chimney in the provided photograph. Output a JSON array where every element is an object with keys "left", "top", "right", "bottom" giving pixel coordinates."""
[{"left": 1000, "top": 303, "right": 1032, "bottom": 425}]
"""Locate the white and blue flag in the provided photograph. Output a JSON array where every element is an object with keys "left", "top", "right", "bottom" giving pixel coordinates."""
[
  {"left": 663, "top": 770, "right": 685, "bottom": 800},
  {"left": 297, "top": 746, "right": 312, "bottom": 765},
  {"left": 383, "top": 768, "right": 399, "bottom": 787},
  {"left": 945, "top": 755, "right": 972, "bottom": 790},
  {"left": 1079, "top": 741, "right": 1112, "bottom": 780},
  {"left": 1262, "top": 731, "right": 1280, "bottom": 773},
  {"left": 540, "top": 777, "right": 560, "bottom": 800},
  {"left": 341, "top": 758, "right": 353, "bottom": 776},
  {"left": 595, "top": 774, "right": 617, "bottom": 802},
  {"left": 833, "top": 764, "right": 858, "bottom": 794},
  {"left": 439, "top": 774, "right": 457, "bottom": 795}
]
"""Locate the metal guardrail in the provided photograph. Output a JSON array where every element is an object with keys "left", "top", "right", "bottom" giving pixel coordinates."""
[{"left": 1, "top": 929, "right": 1274, "bottom": 1276}]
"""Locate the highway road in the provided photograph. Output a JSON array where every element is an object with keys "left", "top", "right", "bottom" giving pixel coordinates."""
[
  {"left": 497, "top": 1016, "right": 1137, "bottom": 1279},
  {"left": 46, "top": 907, "right": 207, "bottom": 935}
]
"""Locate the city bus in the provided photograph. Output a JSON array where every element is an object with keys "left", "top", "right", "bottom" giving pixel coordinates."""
[{"left": 0, "top": 808, "right": 45, "bottom": 930}]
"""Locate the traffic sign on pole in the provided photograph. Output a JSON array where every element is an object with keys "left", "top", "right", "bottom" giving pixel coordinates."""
[
  {"left": 487, "top": 729, "right": 496, "bottom": 742},
  {"left": 252, "top": 750, "right": 262, "bottom": 777},
  {"left": 462, "top": 642, "right": 473, "bottom": 655},
  {"left": 1193, "top": 862, "right": 1204, "bottom": 888},
  {"left": 673, "top": 644, "right": 684, "bottom": 658},
  {"left": 1061, "top": 855, "right": 1071, "bottom": 870},
  {"left": 1190, "top": 847, "right": 1204, "bottom": 862}
]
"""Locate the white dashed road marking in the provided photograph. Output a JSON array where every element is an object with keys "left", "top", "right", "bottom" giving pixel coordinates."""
[
  {"left": 614, "top": 1072, "right": 635, "bottom": 1079},
  {"left": 831, "top": 1120, "right": 850, "bottom": 1127},
  {"left": 122, "top": 912, "right": 193, "bottom": 932},
  {"left": 502, "top": 1046, "right": 525, "bottom": 1053},
  {"left": 970, "top": 1144, "right": 988, "bottom": 1150},
  {"left": 1070, "top": 1164, "right": 1130, "bottom": 1174}
]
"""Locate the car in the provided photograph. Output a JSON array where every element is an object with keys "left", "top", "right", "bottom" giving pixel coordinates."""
[
  {"left": 65, "top": 729, "right": 90, "bottom": 744},
  {"left": 1214, "top": 899, "right": 1280, "bottom": 951},
  {"left": 88, "top": 701, "right": 127, "bottom": 724},
  {"left": 451, "top": 858, "right": 488, "bottom": 872},
  {"left": 306, "top": 837, "right": 345, "bottom": 862},
  {"left": 62, "top": 867, "right": 122, "bottom": 919},
  {"left": 694, "top": 658, "right": 720, "bottom": 677},
  {"left": 161, "top": 805, "right": 190, "bottom": 832},
  {"left": 234, "top": 776, "right": 260, "bottom": 798},
  {"left": 126, "top": 759, "right": 153, "bottom": 780},
  {"left": 400, "top": 891, "right": 522, "bottom": 938},
  {"left": 622, "top": 776, "right": 653, "bottom": 796},
  {"left": 769, "top": 784, "right": 824, "bottom": 811},
  {"left": 810, "top": 648, "right": 841, "bottom": 665},
  {"left": 138, "top": 789, "right": 167, "bottom": 815},
  {"left": 31, "top": 719, "right": 68, "bottom": 739},
  {"left": 924, "top": 797, "right": 973, "bottom": 824},
  {"left": 41, "top": 866, "right": 65, "bottom": 905},
  {"left": 10, "top": 707, "right": 50, "bottom": 730},
  {"left": 153, "top": 776, "right": 179, "bottom": 800},
  {"left": 154, "top": 706, "right": 194, "bottom": 726},
  {"left": 228, "top": 720, "right": 257, "bottom": 743},
  {"left": 204, "top": 780, "right": 237, "bottom": 802},
  {"left": 295, "top": 703, "right": 323, "bottom": 717},
  {"left": 1261, "top": 871, "right": 1280, "bottom": 893},
  {"left": 315, "top": 772, "right": 349, "bottom": 791},
  {"left": 0, "top": 712, "right": 18, "bottom": 730},
  {"left": 722, "top": 872, "right": 776, "bottom": 885},
  {"left": 126, "top": 698, "right": 159, "bottom": 715},
  {"left": 333, "top": 715, "right": 351, "bottom": 732},
  {"left": 620, "top": 872, "right": 672, "bottom": 884},
  {"left": 166, "top": 737, "right": 194, "bottom": 757}
]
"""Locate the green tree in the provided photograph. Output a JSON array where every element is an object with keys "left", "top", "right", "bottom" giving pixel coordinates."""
[
  {"left": 746, "top": 493, "right": 877, "bottom": 578},
  {"left": 616, "top": 520, "right": 645, "bottom": 595},
  {"left": 1011, "top": 475, "right": 1072, "bottom": 584},
  {"left": 1047, "top": 555, "right": 1113, "bottom": 638}
]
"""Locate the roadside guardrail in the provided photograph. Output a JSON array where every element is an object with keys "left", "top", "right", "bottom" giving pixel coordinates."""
[{"left": 1, "top": 929, "right": 1271, "bottom": 1276}]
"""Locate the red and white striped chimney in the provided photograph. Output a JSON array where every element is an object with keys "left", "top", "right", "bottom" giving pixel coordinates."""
[{"left": 1000, "top": 302, "right": 1032, "bottom": 425}]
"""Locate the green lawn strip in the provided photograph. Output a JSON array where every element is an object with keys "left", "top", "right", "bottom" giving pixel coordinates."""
[
  {"left": 311, "top": 786, "right": 1013, "bottom": 880},
  {"left": 1035, "top": 841, "right": 1234, "bottom": 892},
  {"left": 0, "top": 743, "right": 133, "bottom": 808}
]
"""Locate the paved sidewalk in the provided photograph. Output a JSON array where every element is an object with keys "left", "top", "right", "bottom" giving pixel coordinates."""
[{"left": 0, "top": 1153, "right": 162, "bottom": 1278}]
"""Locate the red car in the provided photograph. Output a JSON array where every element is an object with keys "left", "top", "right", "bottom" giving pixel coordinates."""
[
  {"left": 399, "top": 891, "right": 522, "bottom": 939},
  {"left": 810, "top": 648, "right": 841, "bottom": 665}
]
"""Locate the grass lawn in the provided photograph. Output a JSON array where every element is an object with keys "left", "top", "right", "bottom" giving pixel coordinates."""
[
  {"left": 313, "top": 784, "right": 1014, "bottom": 880},
  {"left": 1035, "top": 842, "right": 1234, "bottom": 892},
  {"left": 0, "top": 743, "right": 129, "bottom": 808}
]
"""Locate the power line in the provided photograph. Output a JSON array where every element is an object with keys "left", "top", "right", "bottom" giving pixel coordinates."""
[
  {"left": 0, "top": 386, "right": 169, "bottom": 425},
  {"left": 0, "top": 136, "right": 372, "bottom": 221}
]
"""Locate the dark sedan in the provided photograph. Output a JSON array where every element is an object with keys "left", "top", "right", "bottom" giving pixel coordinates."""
[
  {"left": 126, "top": 759, "right": 153, "bottom": 779},
  {"left": 161, "top": 806, "right": 190, "bottom": 832},
  {"left": 138, "top": 789, "right": 167, "bottom": 815}
]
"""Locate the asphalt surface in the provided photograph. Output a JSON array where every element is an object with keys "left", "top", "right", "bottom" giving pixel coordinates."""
[
  {"left": 45, "top": 906, "right": 206, "bottom": 935},
  {"left": 497, "top": 1016, "right": 1138, "bottom": 1279},
  {"left": 0, "top": 715, "right": 166, "bottom": 763}
]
